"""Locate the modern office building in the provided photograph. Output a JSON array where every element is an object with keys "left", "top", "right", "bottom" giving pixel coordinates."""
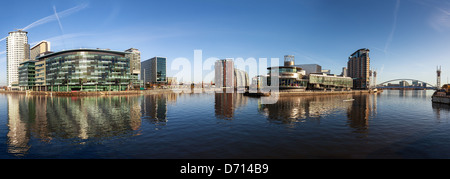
[
  {"left": 34, "top": 59, "right": 46, "bottom": 91},
  {"left": 348, "top": 48, "right": 370, "bottom": 89},
  {"left": 141, "top": 57, "right": 167, "bottom": 85},
  {"left": 6, "top": 30, "right": 29, "bottom": 88},
  {"left": 37, "top": 49, "right": 135, "bottom": 91},
  {"left": 18, "top": 60, "right": 37, "bottom": 91},
  {"left": 30, "top": 41, "right": 50, "bottom": 60}
]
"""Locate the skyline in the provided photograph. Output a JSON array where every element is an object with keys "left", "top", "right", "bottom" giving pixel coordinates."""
[{"left": 1, "top": 0, "right": 450, "bottom": 86}]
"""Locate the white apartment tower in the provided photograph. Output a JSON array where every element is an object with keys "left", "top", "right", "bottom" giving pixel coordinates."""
[{"left": 6, "top": 30, "right": 29, "bottom": 88}]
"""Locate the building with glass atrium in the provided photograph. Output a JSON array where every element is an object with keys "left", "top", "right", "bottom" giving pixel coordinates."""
[{"left": 36, "top": 49, "right": 138, "bottom": 91}]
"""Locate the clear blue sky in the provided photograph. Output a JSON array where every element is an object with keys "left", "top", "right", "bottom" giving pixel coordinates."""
[{"left": 1, "top": 0, "right": 450, "bottom": 85}]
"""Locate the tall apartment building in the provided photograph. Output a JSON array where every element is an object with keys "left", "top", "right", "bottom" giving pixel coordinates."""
[
  {"left": 30, "top": 41, "right": 50, "bottom": 60},
  {"left": 6, "top": 30, "right": 29, "bottom": 87},
  {"left": 215, "top": 59, "right": 234, "bottom": 88},
  {"left": 214, "top": 59, "right": 249, "bottom": 89},
  {"left": 124, "top": 48, "right": 141, "bottom": 75},
  {"left": 141, "top": 57, "right": 167, "bottom": 85},
  {"left": 347, "top": 48, "right": 370, "bottom": 89}
]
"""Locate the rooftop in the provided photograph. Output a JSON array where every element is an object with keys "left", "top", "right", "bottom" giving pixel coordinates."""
[{"left": 36, "top": 48, "right": 130, "bottom": 60}]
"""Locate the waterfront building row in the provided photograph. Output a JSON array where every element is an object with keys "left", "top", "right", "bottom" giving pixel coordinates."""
[
  {"left": 19, "top": 48, "right": 142, "bottom": 92},
  {"left": 261, "top": 55, "right": 354, "bottom": 90}
]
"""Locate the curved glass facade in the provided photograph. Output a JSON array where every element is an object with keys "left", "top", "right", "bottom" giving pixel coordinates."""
[{"left": 40, "top": 49, "right": 133, "bottom": 91}]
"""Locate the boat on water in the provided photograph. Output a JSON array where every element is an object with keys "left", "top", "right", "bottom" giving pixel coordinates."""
[{"left": 432, "top": 84, "right": 450, "bottom": 104}]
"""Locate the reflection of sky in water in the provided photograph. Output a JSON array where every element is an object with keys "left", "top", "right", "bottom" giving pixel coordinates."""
[{"left": 2, "top": 90, "right": 450, "bottom": 159}]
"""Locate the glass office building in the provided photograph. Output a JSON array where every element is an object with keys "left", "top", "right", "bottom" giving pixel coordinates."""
[
  {"left": 156, "top": 57, "right": 166, "bottom": 82},
  {"left": 37, "top": 49, "right": 134, "bottom": 91},
  {"left": 18, "top": 60, "right": 37, "bottom": 91},
  {"left": 141, "top": 57, "right": 167, "bottom": 85}
]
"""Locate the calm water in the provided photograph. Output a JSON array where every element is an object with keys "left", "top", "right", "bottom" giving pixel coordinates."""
[{"left": 0, "top": 90, "right": 449, "bottom": 159}]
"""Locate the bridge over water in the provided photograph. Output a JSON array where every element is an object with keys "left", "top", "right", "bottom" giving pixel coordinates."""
[{"left": 376, "top": 79, "right": 436, "bottom": 90}]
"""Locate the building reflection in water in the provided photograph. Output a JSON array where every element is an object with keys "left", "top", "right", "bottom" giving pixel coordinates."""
[
  {"left": 258, "top": 94, "right": 377, "bottom": 132},
  {"left": 141, "top": 93, "right": 177, "bottom": 127},
  {"left": 347, "top": 94, "right": 377, "bottom": 133},
  {"left": 7, "top": 95, "right": 29, "bottom": 156},
  {"left": 214, "top": 93, "right": 248, "bottom": 120},
  {"left": 432, "top": 102, "right": 450, "bottom": 121},
  {"left": 6, "top": 95, "right": 147, "bottom": 156}
]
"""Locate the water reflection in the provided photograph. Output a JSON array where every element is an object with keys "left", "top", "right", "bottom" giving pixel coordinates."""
[
  {"left": 432, "top": 102, "right": 450, "bottom": 121},
  {"left": 141, "top": 94, "right": 177, "bottom": 127},
  {"left": 258, "top": 94, "right": 377, "bottom": 131},
  {"left": 214, "top": 93, "right": 247, "bottom": 120},
  {"left": 5, "top": 94, "right": 176, "bottom": 157},
  {"left": 347, "top": 94, "right": 377, "bottom": 133},
  {"left": 387, "top": 89, "right": 428, "bottom": 99}
]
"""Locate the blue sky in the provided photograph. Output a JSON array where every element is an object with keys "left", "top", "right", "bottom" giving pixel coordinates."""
[{"left": 1, "top": 0, "right": 450, "bottom": 85}]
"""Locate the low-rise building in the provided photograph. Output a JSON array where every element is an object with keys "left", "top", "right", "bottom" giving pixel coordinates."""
[{"left": 308, "top": 73, "right": 353, "bottom": 90}]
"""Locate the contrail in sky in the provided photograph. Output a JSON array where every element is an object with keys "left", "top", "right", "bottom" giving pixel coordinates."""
[
  {"left": 53, "top": 5, "right": 65, "bottom": 33},
  {"left": 22, "top": 3, "right": 88, "bottom": 31},
  {"left": 0, "top": 3, "right": 88, "bottom": 44},
  {"left": 384, "top": 0, "right": 400, "bottom": 53},
  {"left": 53, "top": 5, "right": 66, "bottom": 49}
]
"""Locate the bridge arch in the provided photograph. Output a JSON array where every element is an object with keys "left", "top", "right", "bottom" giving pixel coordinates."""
[{"left": 377, "top": 79, "right": 436, "bottom": 88}]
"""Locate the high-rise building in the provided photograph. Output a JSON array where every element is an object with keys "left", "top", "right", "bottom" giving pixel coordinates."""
[
  {"left": 215, "top": 59, "right": 234, "bottom": 88},
  {"left": 6, "top": 30, "right": 29, "bottom": 88},
  {"left": 124, "top": 48, "right": 141, "bottom": 75},
  {"left": 141, "top": 57, "right": 167, "bottom": 85},
  {"left": 341, "top": 67, "right": 348, "bottom": 77},
  {"left": 30, "top": 41, "right": 50, "bottom": 60},
  {"left": 348, "top": 48, "right": 370, "bottom": 89}
]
